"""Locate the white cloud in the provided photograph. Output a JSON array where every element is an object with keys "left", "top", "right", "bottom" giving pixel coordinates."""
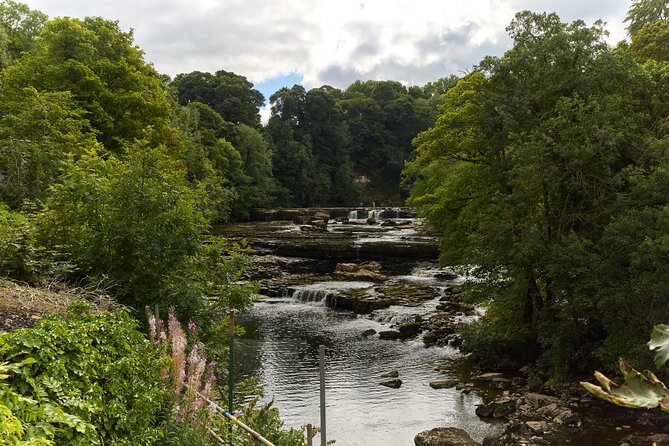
[{"left": 22, "top": 0, "right": 631, "bottom": 90}]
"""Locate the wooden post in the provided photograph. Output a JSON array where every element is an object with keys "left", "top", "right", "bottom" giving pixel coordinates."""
[
  {"left": 306, "top": 424, "right": 313, "bottom": 446},
  {"left": 319, "top": 345, "right": 326, "bottom": 446}
]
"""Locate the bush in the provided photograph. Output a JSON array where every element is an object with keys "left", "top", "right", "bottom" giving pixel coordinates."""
[
  {"left": 35, "top": 145, "right": 209, "bottom": 313},
  {"left": 0, "top": 302, "right": 169, "bottom": 445},
  {"left": 459, "top": 318, "right": 538, "bottom": 370}
]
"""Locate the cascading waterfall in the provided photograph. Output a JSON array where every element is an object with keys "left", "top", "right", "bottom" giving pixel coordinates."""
[{"left": 290, "top": 288, "right": 336, "bottom": 307}]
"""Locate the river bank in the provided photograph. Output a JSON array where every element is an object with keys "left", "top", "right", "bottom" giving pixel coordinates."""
[{"left": 218, "top": 208, "right": 669, "bottom": 446}]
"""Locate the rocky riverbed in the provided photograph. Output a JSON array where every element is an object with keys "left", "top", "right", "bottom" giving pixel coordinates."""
[{"left": 218, "top": 208, "right": 669, "bottom": 446}]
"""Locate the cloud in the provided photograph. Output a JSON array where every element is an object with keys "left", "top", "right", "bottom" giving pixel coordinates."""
[{"left": 22, "top": 0, "right": 630, "bottom": 92}]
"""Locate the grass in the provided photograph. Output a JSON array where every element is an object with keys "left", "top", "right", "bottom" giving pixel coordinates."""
[{"left": 0, "top": 279, "right": 116, "bottom": 332}]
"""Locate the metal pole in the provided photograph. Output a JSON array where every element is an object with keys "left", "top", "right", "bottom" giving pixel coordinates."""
[
  {"left": 306, "top": 424, "right": 313, "bottom": 446},
  {"left": 319, "top": 345, "right": 326, "bottom": 446},
  {"left": 228, "top": 311, "right": 235, "bottom": 415},
  {"left": 196, "top": 389, "right": 277, "bottom": 446},
  {"left": 228, "top": 311, "right": 235, "bottom": 444}
]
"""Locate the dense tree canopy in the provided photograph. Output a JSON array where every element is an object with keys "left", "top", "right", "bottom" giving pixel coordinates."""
[
  {"left": 406, "top": 9, "right": 669, "bottom": 377},
  {"left": 1, "top": 17, "right": 173, "bottom": 154},
  {"left": 173, "top": 70, "right": 265, "bottom": 128}
]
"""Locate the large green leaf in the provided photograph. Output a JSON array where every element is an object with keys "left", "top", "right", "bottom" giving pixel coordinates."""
[
  {"left": 580, "top": 359, "right": 669, "bottom": 411},
  {"left": 648, "top": 324, "right": 669, "bottom": 368}
]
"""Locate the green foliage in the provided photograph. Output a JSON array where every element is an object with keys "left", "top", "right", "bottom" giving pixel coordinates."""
[
  {"left": 630, "top": 20, "right": 669, "bottom": 61},
  {"left": 0, "top": 303, "right": 169, "bottom": 445},
  {"left": 649, "top": 325, "right": 669, "bottom": 367},
  {"left": 0, "top": 87, "right": 98, "bottom": 207},
  {"left": 582, "top": 359, "right": 669, "bottom": 411},
  {"left": 0, "top": 0, "right": 47, "bottom": 69},
  {"left": 459, "top": 318, "right": 537, "bottom": 370},
  {"left": 35, "top": 145, "right": 209, "bottom": 312},
  {"left": 625, "top": 0, "right": 669, "bottom": 38},
  {"left": 1, "top": 16, "right": 172, "bottom": 153},
  {"left": 407, "top": 10, "right": 664, "bottom": 377},
  {"left": 173, "top": 70, "right": 264, "bottom": 129}
]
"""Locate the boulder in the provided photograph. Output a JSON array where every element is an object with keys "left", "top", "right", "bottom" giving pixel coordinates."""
[
  {"left": 492, "top": 400, "right": 515, "bottom": 418},
  {"left": 380, "top": 379, "right": 402, "bottom": 389},
  {"left": 334, "top": 262, "right": 387, "bottom": 282},
  {"left": 415, "top": 427, "right": 479, "bottom": 446},
  {"left": 430, "top": 379, "right": 459, "bottom": 389},
  {"left": 335, "top": 263, "right": 359, "bottom": 273},
  {"left": 361, "top": 328, "right": 377, "bottom": 337},
  {"left": 525, "top": 421, "right": 549, "bottom": 433},
  {"left": 472, "top": 373, "right": 504, "bottom": 382},
  {"left": 381, "top": 370, "right": 399, "bottom": 378},
  {"left": 399, "top": 321, "right": 423, "bottom": 338},
  {"left": 524, "top": 393, "right": 559, "bottom": 408},
  {"left": 360, "top": 261, "right": 382, "bottom": 273},
  {"left": 379, "top": 330, "right": 402, "bottom": 340},
  {"left": 475, "top": 404, "right": 495, "bottom": 418}
]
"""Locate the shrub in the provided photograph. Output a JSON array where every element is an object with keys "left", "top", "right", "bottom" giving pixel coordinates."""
[{"left": 0, "top": 302, "right": 168, "bottom": 445}]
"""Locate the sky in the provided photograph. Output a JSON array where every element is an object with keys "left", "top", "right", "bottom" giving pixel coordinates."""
[{"left": 20, "top": 0, "right": 631, "bottom": 119}]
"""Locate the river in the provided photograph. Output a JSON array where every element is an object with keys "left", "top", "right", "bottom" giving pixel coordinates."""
[{"left": 218, "top": 208, "right": 501, "bottom": 445}]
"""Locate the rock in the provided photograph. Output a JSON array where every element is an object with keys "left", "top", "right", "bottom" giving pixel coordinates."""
[
  {"left": 360, "top": 261, "right": 382, "bottom": 273},
  {"left": 637, "top": 412, "right": 656, "bottom": 427},
  {"left": 334, "top": 264, "right": 388, "bottom": 283},
  {"left": 525, "top": 421, "right": 549, "bottom": 433},
  {"left": 381, "top": 370, "right": 399, "bottom": 378},
  {"left": 551, "top": 408, "right": 574, "bottom": 424},
  {"left": 300, "top": 224, "right": 326, "bottom": 232},
  {"left": 492, "top": 377, "right": 511, "bottom": 383},
  {"left": 475, "top": 404, "right": 495, "bottom": 418},
  {"left": 472, "top": 372, "right": 503, "bottom": 382},
  {"left": 380, "top": 220, "right": 397, "bottom": 226},
  {"left": 380, "top": 379, "right": 402, "bottom": 389},
  {"left": 308, "top": 219, "right": 328, "bottom": 228},
  {"left": 423, "top": 331, "right": 440, "bottom": 347},
  {"left": 430, "top": 379, "right": 459, "bottom": 389},
  {"left": 536, "top": 403, "right": 558, "bottom": 419},
  {"left": 379, "top": 330, "right": 402, "bottom": 340},
  {"left": 361, "top": 328, "right": 377, "bottom": 337},
  {"left": 646, "top": 433, "right": 669, "bottom": 445},
  {"left": 492, "top": 399, "right": 515, "bottom": 418},
  {"left": 335, "top": 263, "right": 359, "bottom": 273},
  {"left": 524, "top": 393, "right": 560, "bottom": 408},
  {"left": 399, "top": 321, "right": 423, "bottom": 338},
  {"left": 414, "top": 427, "right": 479, "bottom": 446},
  {"left": 366, "top": 217, "right": 377, "bottom": 225}
]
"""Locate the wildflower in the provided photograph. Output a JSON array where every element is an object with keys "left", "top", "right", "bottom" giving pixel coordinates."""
[{"left": 188, "top": 321, "right": 197, "bottom": 330}]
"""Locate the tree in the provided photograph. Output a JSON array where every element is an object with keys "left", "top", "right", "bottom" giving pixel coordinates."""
[
  {"left": 625, "top": 0, "right": 669, "bottom": 38},
  {"left": 35, "top": 144, "right": 209, "bottom": 311},
  {"left": 0, "top": 0, "right": 47, "bottom": 68},
  {"left": 172, "top": 70, "right": 264, "bottom": 128},
  {"left": 406, "top": 11, "right": 656, "bottom": 377},
  {"left": 0, "top": 87, "right": 98, "bottom": 207},
  {"left": 1, "top": 16, "right": 172, "bottom": 153}
]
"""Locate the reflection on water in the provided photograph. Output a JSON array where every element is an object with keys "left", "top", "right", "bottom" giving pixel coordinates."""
[{"left": 236, "top": 299, "right": 500, "bottom": 446}]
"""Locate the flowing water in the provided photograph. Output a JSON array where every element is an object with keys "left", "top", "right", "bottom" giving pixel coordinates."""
[
  {"left": 237, "top": 299, "right": 499, "bottom": 446},
  {"left": 221, "top": 209, "right": 501, "bottom": 445},
  {"left": 219, "top": 209, "right": 666, "bottom": 446}
]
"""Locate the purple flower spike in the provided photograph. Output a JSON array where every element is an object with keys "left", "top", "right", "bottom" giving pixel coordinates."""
[{"left": 188, "top": 321, "right": 196, "bottom": 330}]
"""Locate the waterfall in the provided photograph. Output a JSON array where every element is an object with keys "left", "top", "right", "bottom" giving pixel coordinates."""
[
  {"left": 291, "top": 289, "right": 335, "bottom": 307},
  {"left": 348, "top": 210, "right": 358, "bottom": 220}
]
